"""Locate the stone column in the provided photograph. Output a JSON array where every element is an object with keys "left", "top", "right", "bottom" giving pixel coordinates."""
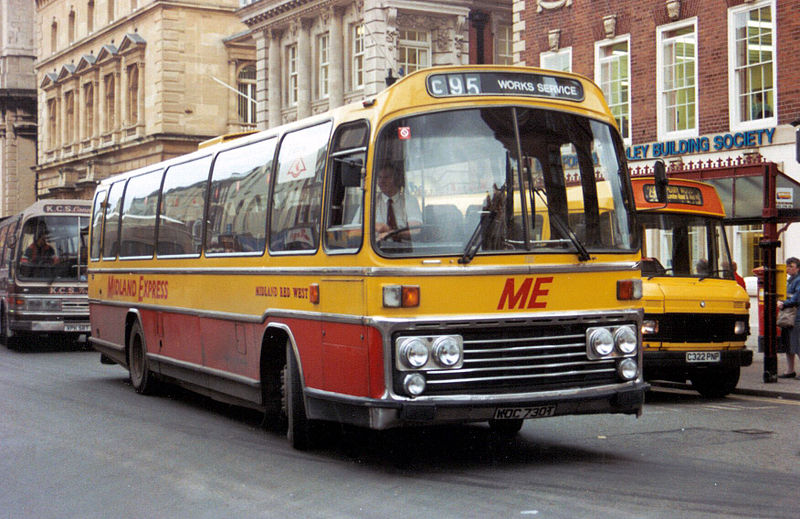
[
  {"left": 329, "top": 7, "right": 344, "bottom": 108},
  {"left": 297, "top": 18, "right": 312, "bottom": 120},
  {"left": 98, "top": 73, "right": 106, "bottom": 134},
  {"left": 78, "top": 83, "right": 86, "bottom": 143},
  {"left": 267, "top": 29, "right": 282, "bottom": 129},
  {"left": 120, "top": 58, "right": 129, "bottom": 127},
  {"left": 136, "top": 63, "right": 144, "bottom": 131}
]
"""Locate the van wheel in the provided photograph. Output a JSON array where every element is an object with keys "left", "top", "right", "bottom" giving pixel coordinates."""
[
  {"left": 691, "top": 367, "right": 740, "bottom": 398},
  {"left": 128, "top": 320, "right": 156, "bottom": 395},
  {"left": 489, "top": 419, "right": 524, "bottom": 437},
  {"left": 283, "top": 342, "right": 314, "bottom": 450}
]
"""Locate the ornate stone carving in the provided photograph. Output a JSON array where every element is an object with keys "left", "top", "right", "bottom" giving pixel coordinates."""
[
  {"left": 666, "top": 0, "right": 681, "bottom": 20},
  {"left": 537, "top": 0, "right": 572, "bottom": 13},
  {"left": 548, "top": 29, "right": 561, "bottom": 51},
  {"left": 603, "top": 14, "right": 617, "bottom": 39},
  {"left": 436, "top": 27, "right": 450, "bottom": 52}
]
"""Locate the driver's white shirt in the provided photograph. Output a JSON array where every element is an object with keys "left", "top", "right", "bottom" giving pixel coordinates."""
[{"left": 374, "top": 191, "right": 422, "bottom": 228}]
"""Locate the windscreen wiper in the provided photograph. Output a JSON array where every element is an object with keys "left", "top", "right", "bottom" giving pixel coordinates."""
[
  {"left": 459, "top": 186, "right": 504, "bottom": 265},
  {"left": 530, "top": 186, "right": 591, "bottom": 261}
]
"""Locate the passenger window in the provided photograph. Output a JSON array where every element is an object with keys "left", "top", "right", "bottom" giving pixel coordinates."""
[
  {"left": 158, "top": 156, "right": 212, "bottom": 257},
  {"left": 102, "top": 181, "right": 126, "bottom": 259},
  {"left": 90, "top": 189, "right": 107, "bottom": 261},
  {"left": 206, "top": 138, "right": 275, "bottom": 255},
  {"left": 325, "top": 121, "right": 368, "bottom": 252},
  {"left": 3, "top": 219, "right": 18, "bottom": 266},
  {"left": 269, "top": 122, "right": 331, "bottom": 253},
  {"left": 119, "top": 169, "right": 163, "bottom": 258},
  {"left": 0, "top": 225, "right": 8, "bottom": 268}
]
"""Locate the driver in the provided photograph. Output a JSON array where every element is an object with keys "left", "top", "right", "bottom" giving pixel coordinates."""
[
  {"left": 24, "top": 231, "right": 58, "bottom": 265},
  {"left": 374, "top": 163, "right": 421, "bottom": 241}
]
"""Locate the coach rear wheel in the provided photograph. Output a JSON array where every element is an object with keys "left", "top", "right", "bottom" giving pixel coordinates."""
[{"left": 128, "top": 320, "right": 156, "bottom": 395}]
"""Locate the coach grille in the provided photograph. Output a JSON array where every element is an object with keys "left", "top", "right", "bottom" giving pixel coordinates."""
[
  {"left": 62, "top": 299, "right": 89, "bottom": 314},
  {"left": 392, "top": 319, "right": 630, "bottom": 396}
]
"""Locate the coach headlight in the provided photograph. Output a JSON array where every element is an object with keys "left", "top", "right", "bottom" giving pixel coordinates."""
[
  {"left": 403, "top": 373, "right": 426, "bottom": 396},
  {"left": 588, "top": 328, "right": 614, "bottom": 357},
  {"left": 614, "top": 326, "right": 637, "bottom": 355},
  {"left": 431, "top": 336, "right": 463, "bottom": 368},
  {"left": 618, "top": 358, "right": 638, "bottom": 380},
  {"left": 398, "top": 337, "right": 429, "bottom": 369}
]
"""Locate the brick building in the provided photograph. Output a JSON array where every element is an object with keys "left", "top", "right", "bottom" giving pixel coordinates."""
[{"left": 515, "top": 0, "right": 800, "bottom": 275}]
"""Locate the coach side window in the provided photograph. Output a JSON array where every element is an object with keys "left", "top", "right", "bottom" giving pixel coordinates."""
[
  {"left": 90, "top": 189, "right": 107, "bottom": 261},
  {"left": 0, "top": 225, "right": 8, "bottom": 268},
  {"left": 119, "top": 169, "right": 163, "bottom": 258},
  {"left": 102, "top": 181, "right": 126, "bottom": 259},
  {"left": 324, "top": 121, "right": 368, "bottom": 252},
  {"left": 269, "top": 122, "right": 331, "bottom": 252},
  {"left": 3, "top": 218, "right": 19, "bottom": 266},
  {"left": 206, "top": 138, "right": 276, "bottom": 255},
  {"left": 158, "top": 156, "right": 212, "bottom": 257}
]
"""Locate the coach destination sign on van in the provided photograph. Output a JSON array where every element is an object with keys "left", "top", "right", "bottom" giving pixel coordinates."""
[{"left": 427, "top": 72, "right": 584, "bottom": 102}]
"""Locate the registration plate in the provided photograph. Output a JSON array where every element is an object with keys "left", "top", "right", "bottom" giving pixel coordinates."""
[
  {"left": 64, "top": 324, "right": 91, "bottom": 333},
  {"left": 686, "top": 351, "right": 721, "bottom": 363},
  {"left": 493, "top": 405, "right": 556, "bottom": 420}
]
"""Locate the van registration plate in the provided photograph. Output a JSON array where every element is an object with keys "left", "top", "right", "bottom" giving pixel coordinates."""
[{"left": 686, "top": 351, "right": 721, "bottom": 363}]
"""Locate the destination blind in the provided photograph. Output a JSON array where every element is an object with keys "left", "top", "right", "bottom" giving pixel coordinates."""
[
  {"left": 426, "top": 71, "right": 584, "bottom": 102},
  {"left": 643, "top": 184, "right": 704, "bottom": 206}
]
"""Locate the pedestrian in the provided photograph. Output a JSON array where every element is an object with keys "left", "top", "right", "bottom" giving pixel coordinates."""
[
  {"left": 732, "top": 261, "right": 746, "bottom": 290},
  {"left": 776, "top": 257, "right": 800, "bottom": 378}
]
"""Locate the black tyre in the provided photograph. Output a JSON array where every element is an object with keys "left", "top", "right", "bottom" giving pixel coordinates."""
[
  {"left": 128, "top": 320, "right": 156, "bottom": 395},
  {"left": 488, "top": 418, "right": 524, "bottom": 437},
  {"left": 283, "top": 341, "right": 314, "bottom": 450},
  {"left": 1, "top": 310, "right": 21, "bottom": 350},
  {"left": 690, "top": 366, "right": 740, "bottom": 398}
]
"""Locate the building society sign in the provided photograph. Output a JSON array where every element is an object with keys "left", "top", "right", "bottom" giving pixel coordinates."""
[{"left": 626, "top": 128, "right": 776, "bottom": 161}]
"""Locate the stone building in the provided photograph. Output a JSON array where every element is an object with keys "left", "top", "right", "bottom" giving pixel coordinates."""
[
  {"left": 515, "top": 0, "right": 800, "bottom": 276},
  {"left": 237, "top": 0, "right": 514, "bottom": 129},
  {"left": 34, "top": 0, "right": 255, "bottom": 200},
  {"left": 0, "top": 0, "right": 37, "bottom": 216}
]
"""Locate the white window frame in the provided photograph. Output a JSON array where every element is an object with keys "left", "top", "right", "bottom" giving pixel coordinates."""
[
  {"left": 397, "top": 29, "right": 430, "bottom": 76},
  {"left": 540, "top": 48, "right": 572, "bottom": 72},
  {"left": 595, "top": 35, "right": 632, "bottom": 145},
  {"left": 495, "top": 24, "right": 513, "bottom": 65},
  {"left": 728, "top": 0, "right": 777, "bottom": 131},
  {"left": 287, "top": 44, "right": 298, "bottom": 106},
  {"left": 352, "top": 24, "right": 365, "bottom": 90},
  {"left": 656, "top": 18, "right": 698, "bottom": 141},
  {"left": 237, "top": 64, "right": 257, "bottom": 124},
  {"left": 317, "top": 33, "right": 330, "bottom": 100}
]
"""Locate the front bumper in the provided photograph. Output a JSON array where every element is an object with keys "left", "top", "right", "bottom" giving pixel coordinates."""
[
  {"left": 643, "top": 348, "right": 752, "bottom": 370},
  {"left": 305, "top": 381, "right": 648, "bottom": 430},
  {"left": 10, "top": 317, "right": 91, "bottom": 334}
]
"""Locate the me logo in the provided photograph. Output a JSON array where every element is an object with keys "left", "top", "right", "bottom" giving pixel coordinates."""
[{"left": 496, "top": 276, "right": 553, "bottom": 310}]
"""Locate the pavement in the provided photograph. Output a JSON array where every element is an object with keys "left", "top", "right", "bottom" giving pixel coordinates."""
[{"left": 732, "top": 350, "right": 800, "bottom": 401}]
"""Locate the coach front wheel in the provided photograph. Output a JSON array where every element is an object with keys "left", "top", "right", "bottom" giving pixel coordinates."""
[{"left": 283, "top": 342, "right": 314, "bottom": 450}]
